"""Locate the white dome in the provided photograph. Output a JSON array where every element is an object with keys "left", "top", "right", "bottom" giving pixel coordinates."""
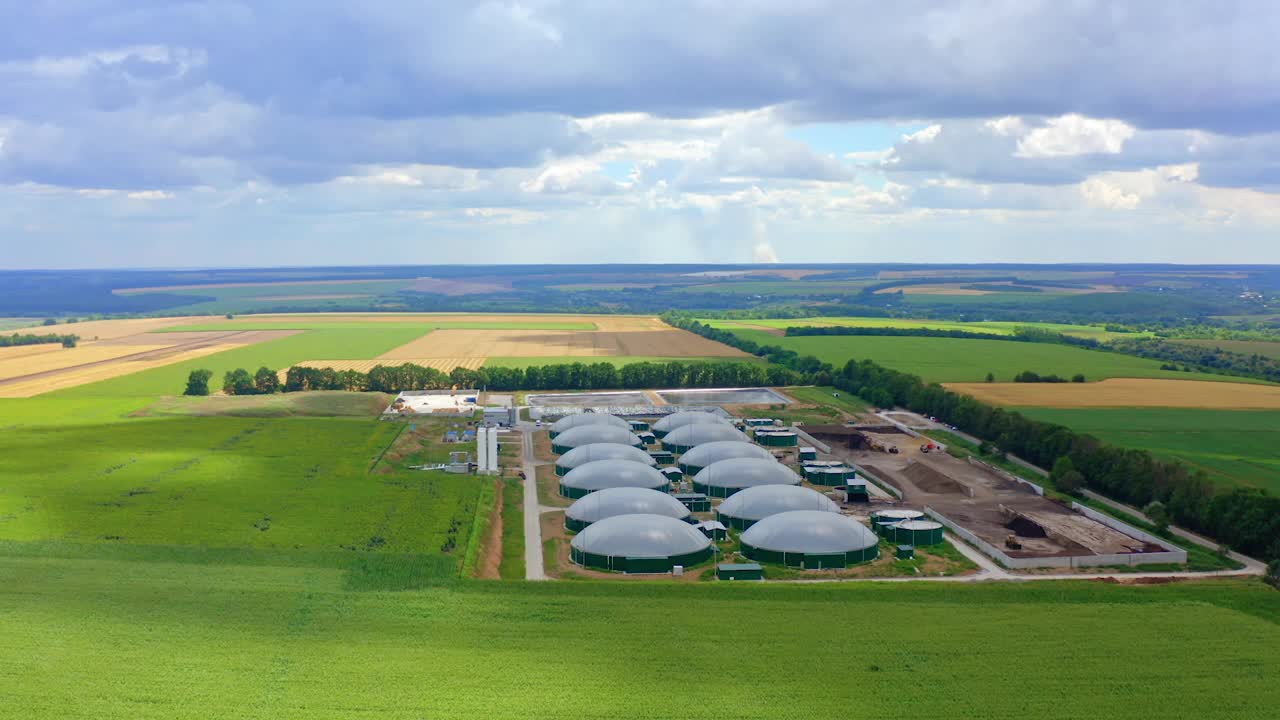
[
  {"left": 552, "top": 425, "right": 642, "bottom": 450},
  {"left": 693, "top": 457, "right": 801, "bottom": 491},
  {"left": 678, "top": 441, "right": 774, "bottom": 470},
  {"left": 653, "top": 411, "right": 729, "bottom": 433},
  {"left": 560, "top": 460, "right": 670, "bottom": 493},
  {"left": 550, "top": 413, "right": 631, "bottom": 435},
  {"left": 566, "top": 487, "right": 691, "bottom": 525},
  {"left": 662, "top": 423, "right": 748, "bottom": 449},
  {"left": 571, "top": 514, "right": 711, "bottom": 557},
  {"left": 556, "top": 443, "right": 656, "bottom": 472},
  {"left": 741, "top": 511, "right": 878, "bottom": 554},
  {"left": 717, "top": 485, "right": 839, "bottom": 523}
]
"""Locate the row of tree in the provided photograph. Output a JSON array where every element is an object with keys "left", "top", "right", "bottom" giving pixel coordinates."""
[
  {"left": 666, "top": 313, "right": 1280, "bottom": 562},
  {"left": 1110, "top": 338, "right": 1280, "bottom": 383},
  {"left": 1012, "top": 371, "right": 1086, "bottom": 383},
  {"left": 0, "top": 332, "right": 78, "bottom": 348},
  {"left": 784, "top": 324, "right": 1103, "bottom": 349},
  {"left": 183, "top": 367, "right": 280, "bottom": 396}
]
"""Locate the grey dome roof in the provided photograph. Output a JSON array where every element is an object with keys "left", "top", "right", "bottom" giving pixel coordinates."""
[
  {"left": 560, "top": 460, "right": 670, "bottom": 493},
  {"left": 556, "top": 443, "right": 656, "bottom": 471},
  {"left": 553, "top": 425, "right": 642, "bottom": 450},
  {"left": 571, "top": 514, "right": 711, "bottom": 558},
  {"left": 741, "top": 511, "right": 878, "bottom": 553},
  {"left": 693, "top": 457, "right": 801, "bottom": 490},
  {"left": 550, "top": 413, "right": 631, "bottom": 434},
  {"left": 566, "top": 487, "right": 691, "bottom": 524},
  {"left": 652, "top": 411, "right": 729, "bottom": 433},
  {"left": 662, "top": 423, "right": 748, "bottom": 448},
  {"left": 717, "top": 485, "right": 840, "bottom": 522},
  {"left": 679, "top": 441, "right": 774, "bottom": 467}
]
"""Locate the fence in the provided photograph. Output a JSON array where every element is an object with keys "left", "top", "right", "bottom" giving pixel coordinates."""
[{"left": 925, "top": 506, "right": 1187, "bottom": 569}]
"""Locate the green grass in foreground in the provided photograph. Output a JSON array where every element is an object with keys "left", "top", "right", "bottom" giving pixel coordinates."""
[
  {"left": 1016, "top": 407, "right": 1280, "bottom": 495},
  {"left": 728, "top": 330, "right": 1257, "bottom": 384},
  {"left": 483, "top": 355, "right": 761, "bottom": 368},
  {"left": 0, "top": 556, "right": 1276, "bottom": 719},
  {"left": 499, "top": 478, "right": 525, "bottom": 580}
]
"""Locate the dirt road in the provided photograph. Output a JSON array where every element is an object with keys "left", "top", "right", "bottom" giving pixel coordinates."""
[{"left": 518, "top": 421, "right": 549, "bottom": 581}]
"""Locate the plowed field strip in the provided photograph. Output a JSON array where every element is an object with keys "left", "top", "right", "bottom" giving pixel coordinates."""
[
  {"left": 947, "top": 378, "right": 1280, "bottom": 409},
  {"left": 377, "top": 328, "right": 746, "bottom": 359},
  {"left": 0, "top": 344, "right": 245, "bottom": 398},
  {"left": 0, "top": 345, "right": 65, "bottom": 360},
  {"left": 292, "top": 357, "right": 487, "bottom": 374}
]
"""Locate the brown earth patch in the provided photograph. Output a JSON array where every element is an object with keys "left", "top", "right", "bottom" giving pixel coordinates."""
[
  {"left": 408, "top": 277, "right": 515, "bottom": 295},
  {"left": 477, "top": 478, "right": 504, "bottom": 579},
  {"left": 247, "top": 293, "right": 372, "bottom": 301}
]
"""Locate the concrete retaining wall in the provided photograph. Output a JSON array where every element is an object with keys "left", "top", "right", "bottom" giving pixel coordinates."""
[
  {"left": 854, "top": 464, "right": 902, "bottom": 499},
  {"left": 966, "top": 457, "right": 1046, "bottom": 496}
]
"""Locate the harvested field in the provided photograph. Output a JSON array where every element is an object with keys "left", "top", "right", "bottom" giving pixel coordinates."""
[
  {"left": 378, "top": 326, "right": 745, "bottom": 360},
  {"left": 247, "top": 293, "right": 371, "bottom": 301},
  {"left": 0, "top": 330, "right": 299, "bottom": 399},
  {"left": 948, "top": 378, "right": 1280, "bottom": 409},
  {"left": 289, "top": 357, "right": 486, "bottom": 374},
  {"left": 0, "top": 316, "right": 206, "bottom": 340},
  {"left": 0, "top": 344, "right": 64, "bottom": 360}
]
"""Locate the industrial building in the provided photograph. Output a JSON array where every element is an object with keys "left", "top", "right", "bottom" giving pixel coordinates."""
[
  {"left": 661, "top": 423, "right": 749, "bottom": 453},
  {"left": 558, "top": 460, "right": 671, "bottom": 499},
  {"left": 715, "top": 484, "right": 840, "bottom": 530},
  {"left": 564, "top": 487, "right": 692, "bottom": 532},
  {"left": 569, "top": 514, "right": 714, "bottom": 573},
  {"left": 548, "top": 413, "right": 631, "bottom": 439},
  {"left": 691, "top": 457, "right": 802, "bottom": 498},
  {"left": 753, "top": 429, "right": 798, "bottom": 447},
  {"left": 740, "top": 511, "right": 880, "bottom": 568},
  {"left": 551, "top": 425, "right": 644, "bottom": 454},
  {"left": 554, "top": 443, "right": 657, "bottom": 476},
  {"left": 651, "top": 411, "right": 729, "bottom": 438},
  {"left": 677, "top": 440, "right": 775, "bottom": 475}
]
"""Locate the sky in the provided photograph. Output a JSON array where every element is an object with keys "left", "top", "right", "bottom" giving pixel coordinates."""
[{"left": 2, "top": 1, "right": 1279, "bottom": 268}]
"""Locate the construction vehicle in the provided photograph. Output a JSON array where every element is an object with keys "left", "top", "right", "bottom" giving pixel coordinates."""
[
  {"left": 1005, "top": 534, "right": 1022, "bottom": 550},
  {"left": 887, "top": 445, "right": 899, "bottom": 455}
]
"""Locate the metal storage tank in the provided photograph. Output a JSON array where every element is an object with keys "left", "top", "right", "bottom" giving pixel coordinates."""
[
  {"left": 554, "top": 443, "right": 657, "bottom": 476},
  {"left": 870, "top": 509, "right": 925, "bottom": 525},
  {"left": 889, "top": 520, "right": 945, "bottom": 546},
  {"left": 754, "top": 429, "right": 798, "bottom": 447},
  {"left": 559, "top": 460, "right": 671, "bottom": 499},
  {"left": 651, "top": 411, "right": 729, "bottom": 438},
  {"left": 569, "top": 514, "right": 714, "bottom": 573},
  {"left": 678, "top": 440, "right": 775, "bottom": 475},
  {"left": 740, "top": 510, "right": 880, "bottom": 568},
  {"left": 716, "top": 484, "right": 840, "bottom": 530},
  {"left": 551, "top": 425, "right": 644, "bottom": 454},
  {"left": 548, "top": 413, "right": 630, "bottom": 439},
  {"left": 564, "top": 487, "right": 691, "bottom": 532},
  {"left": 692, "top": 457, "right": 802, "bottom": 498},
  {"left": 661, "top": 423, "right": 749, "bottom": 453},
  {"left": 805, "top": 466, "right": 857, "bottom": 486}
]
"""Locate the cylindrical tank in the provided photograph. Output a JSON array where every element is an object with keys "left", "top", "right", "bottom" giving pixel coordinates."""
[
  {"left": 754, "top": 430, "right": 798, "bottom": 447},
  {"left": 806, "top": 466, "right": 856, "bottom": 486},
  {"left": 889, "top": 520, "right": 945, "bottom": 546}
]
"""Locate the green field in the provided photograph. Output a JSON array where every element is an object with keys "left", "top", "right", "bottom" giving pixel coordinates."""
[
  {"left": 1, "top": 557, "right": 1276, "bottom": 718},
  {"left": 726, "top": 330, "right": 1255, "bottom": 384},
  {"left": 1016, "top": 407, "right": 1280, "bottom": 494},
  {"left": 703, "top": 317, "right": 1145, "bottom": 340},
  {"left": 116, "top": 279, "right": 416, "bottom": 313},
  {"left": 674, "top": 280, "right": 879, "bottom": 296},
  {"left": 1171, "top": 338, "right": 1280, "bottom": 360},
  {"left": 157, "top": 319, "right": 598, "bottom": 332}
]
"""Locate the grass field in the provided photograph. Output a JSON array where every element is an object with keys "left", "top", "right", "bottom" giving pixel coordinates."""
[
  {"left": 1, "top": 559, "right": 1276, "bottom": 718},
  {"left": 726, "top": 330, "right": 1256, "bottom": 384},
  {"left": 702, "top": 317, "right": 1145, "bottom": 340},
  {"left": 114, "top": 279, "right": 417, "bottom": 313},
  {"left": 484, "top": 355, "right": 763, "bottom": 368},
  {"left": 948, "top": 378, "right": 1280, "bottom": 409},
  {"left": 1016, "top": 407, "right": 1280, "bottom": 494}
]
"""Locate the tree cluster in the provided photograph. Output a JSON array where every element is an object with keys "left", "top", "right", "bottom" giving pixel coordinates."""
[
  {"left": 667, "top": 313, "right": 1280, "bottom": 562},
  {"left": 0, "top": 333, "right": 78, "bottom": 348},
  {"left": 1012, "top": 371, "right": 1085, "bottom": 383},
  {"left": 1111, "top": 338, "right": 1280, "bottom": 383},
  {"left": 784, "top": 323, "right": 1103, "bottom": 349},
  {"left": 222, "top": 367, "right": 282, "bottom": 395}
]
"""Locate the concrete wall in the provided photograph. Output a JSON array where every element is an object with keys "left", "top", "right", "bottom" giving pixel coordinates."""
[
  {"left": 966, "top": 457, "right": 1046, "bottom": 496},
  {"left": 853, "top": 464, "right": 902, "bottom": 499},
  {"left": 1071, "top": 503, "right": 1187, "bottom": 558},
  {"left": 925, "top": 506, "right": 1187, "bottom": 569}
]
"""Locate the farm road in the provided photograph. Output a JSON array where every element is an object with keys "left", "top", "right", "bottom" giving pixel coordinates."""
[{"left": 518, "top": 421, "right": 549, "bottom": 580}]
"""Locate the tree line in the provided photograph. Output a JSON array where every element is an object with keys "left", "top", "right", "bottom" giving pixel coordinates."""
[
  {"left": 0, "top": 332, "right": 79, "bottom": 348},
  {"left": 1110, "top": 338, "right": 1280, "bottom": 383},
  {"left": 186, "top": 359, "right": 808, "bottom": 397},
  {"left": 783, "top": 323, "right": 1103, "bottom": 348},
  {"left": 665, "top": 313, "right": 1280, "bottom": 562},
  {"left": 1012, "top": 371, "right": 1085, "bottom": 383}
]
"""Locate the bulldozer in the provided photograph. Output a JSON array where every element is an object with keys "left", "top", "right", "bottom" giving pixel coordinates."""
[{"left": 1004, "top": 534, "right": 1023, "bottom": 550}]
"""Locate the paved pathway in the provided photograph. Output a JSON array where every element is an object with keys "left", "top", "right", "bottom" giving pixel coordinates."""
[{"left": 517, "top": 420, "right": 548, "bottom": 581}]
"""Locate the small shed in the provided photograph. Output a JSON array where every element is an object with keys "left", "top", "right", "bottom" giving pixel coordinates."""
[
  {"left": 648, "top": 450, "right": 675, "bottom": 465},
  {"left": 696, "top": 520, "right": 728, "bottom": 541},
  {"left": 717, "top": 563, "right": 764, "bottom": 581},
  {"left": 843, "top": 481, "right": 869, "bottom": 503},
  {"left": 673, "top": 493, "right": 711, "bottom": 512},
  {"left": 798, "top": 447, "right": 818, "bottom": 462},
  {"left": 636, "top": 431, "right": 658, "bottom": 446},
  {"left": 661, "top": 467, "right": 685, "bottom": 482},
  {"left": 745, "top": 418, "right": 776, "bottom": 428},
  {"left": 629, "top": 420, "right": 651, "bottom": 432},
  {"left": 896, "top": 545, "right": 915, "bottom": 560}
]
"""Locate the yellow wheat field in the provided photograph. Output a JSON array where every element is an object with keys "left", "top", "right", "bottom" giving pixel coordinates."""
[
  {"left": 378, "top": 327, "right": 746, "bottom": 359},
  {"left": 0, "top": 344, "right": 245, "bottom": 398},
  {"left": 946, "top": 378, "right": 1280, "bottom": 409},
  {"left": 0, "top": 344, "right": 65, "bottom": 360},
  {"left": 0, "top": 344, "right": 172, "bottom": 381},
  {"left": 289, "top": 357, "right": 487, "bottom": 374}
]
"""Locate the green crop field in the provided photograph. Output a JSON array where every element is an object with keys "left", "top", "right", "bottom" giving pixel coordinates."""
[
  {"left": 726, "top": 329, "right": 1256, "bottom": 384},
  {"left": 674, "top": 280, "right": 879, "bottom": 296},
  {"left": 1, "top": 558, "right": 1276, "bottom": 718},
  {"left": 702, "top": 317, "right": 1146, "bottom": 340},
  {"left": 1171, "top": 338, "right": 1280, "bottom": 360},
  {"left": 115, "top": 279, "right": 417, "bottom": 313},
  {"left": 1016, "top": 407, "right": 1280, "bottom": 494}
]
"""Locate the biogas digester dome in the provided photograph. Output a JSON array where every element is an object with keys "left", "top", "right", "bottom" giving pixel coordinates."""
[
  {"left": 564, "top": 487, "right": 692, "bottom": 532},
  {"left": 691, "top": 457, "right": 801, "bottom": 498},
  {"left": 570, "top": 514, "right": 714, "bottom": 573},
  {"left": 651, "top": 411, "right": 728, "bottom": 438},
  {"left": 551, "top": 425, "right": 644, "bottom": 454},
  {"left": 661, "top": 424, "right": 749, "bottom": 453},
  {"left": 740, "top": 510, "right": 880, "bottom": 568},
  {"left": 548, "top": 413, "right": 631, "bottom": 439},
  {"left": 677, "top": 441, "right": 775, "bottom": 475},
  {"left": 716, "top": 484, "right": 840, "bottom": 530},
  {"left": 558, "top": 460, "right": 671, "bottom": 499},
  {"left": 554, "top": 443, "right": 657, "bottom": 476}
]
